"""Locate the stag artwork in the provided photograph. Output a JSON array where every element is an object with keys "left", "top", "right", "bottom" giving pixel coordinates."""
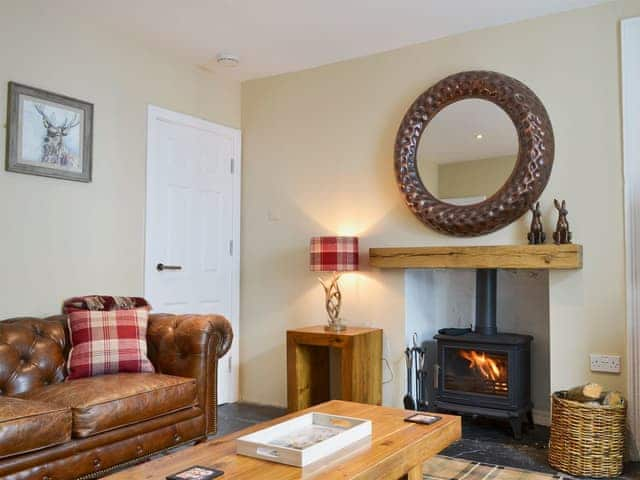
[
  {"left": 7, "top": 83, "right": 92, "bottom": 181},
  {"left": 33, "top": 104, "right": 80, "bottom": 169},
  {"left": 552, "top": 199, "right": 572, "bottom": 244},
  {"left": 527, "top": 202, "right": 546, "bottom": 244}
]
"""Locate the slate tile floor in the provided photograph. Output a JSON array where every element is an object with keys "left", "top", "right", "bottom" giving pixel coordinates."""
[
  {"left": 442, "top": 416, "right": 640, "bottom": 480},
  {"left": 215, "top": 402, "right": 288, "bottom": 438},
  {"left": 216, "top": 403, "right": 640, "bottom": 479}
]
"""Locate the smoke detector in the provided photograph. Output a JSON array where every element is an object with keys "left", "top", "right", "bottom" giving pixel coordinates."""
[{"left": 216, "top": 53, "right": 240, "bottom": 67}]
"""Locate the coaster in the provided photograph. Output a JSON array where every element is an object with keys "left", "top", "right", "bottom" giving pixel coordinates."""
[
  {"left": 166, "top": 465, "right": 224, "bottom": 480},
  {"left": 404, "top": 413, "right": 442, "bottom": 425}
]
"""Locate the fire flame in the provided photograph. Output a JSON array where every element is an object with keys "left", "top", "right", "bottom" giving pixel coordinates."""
[{"left": 459, "top": 350, "right": 505, "bottom": 381}]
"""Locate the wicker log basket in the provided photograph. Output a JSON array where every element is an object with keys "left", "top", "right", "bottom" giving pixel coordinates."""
[{"left": 549, "top": 391, "right": 626, "bottom": 477}]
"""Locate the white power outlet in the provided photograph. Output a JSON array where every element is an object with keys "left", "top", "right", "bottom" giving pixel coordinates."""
[{"left": 590, "top": 354, "right": 621, "bottom": 373}]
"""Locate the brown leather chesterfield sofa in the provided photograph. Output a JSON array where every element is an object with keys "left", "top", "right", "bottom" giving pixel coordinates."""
[{"left": 0, "top": 313, "right": 233, "bottom": 480}]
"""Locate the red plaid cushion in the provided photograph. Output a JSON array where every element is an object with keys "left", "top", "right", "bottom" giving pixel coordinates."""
[{"left": 66, "top": 309, "right": 154, "bottom": 380}]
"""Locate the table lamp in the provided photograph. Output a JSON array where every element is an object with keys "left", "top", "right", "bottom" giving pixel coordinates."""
[{"left": 309, "top": 236, "right": 359, "bottom": 331}]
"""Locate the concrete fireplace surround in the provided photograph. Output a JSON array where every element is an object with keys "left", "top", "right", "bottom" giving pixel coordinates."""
[
  {"left": 406, "top": 268, "right": 550, "bottom": 425},
  {"left": 369, "top": 244, "right": 580, "bottom": 425}
]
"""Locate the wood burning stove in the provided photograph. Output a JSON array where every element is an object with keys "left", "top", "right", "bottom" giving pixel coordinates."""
[{"left": 434, "top": 269, "right": 533, "bottom": 438}]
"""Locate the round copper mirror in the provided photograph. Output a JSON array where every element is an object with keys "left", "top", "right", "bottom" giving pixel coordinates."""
[{"left": 395, "top": 71, "right": 554, "bottom": 236}]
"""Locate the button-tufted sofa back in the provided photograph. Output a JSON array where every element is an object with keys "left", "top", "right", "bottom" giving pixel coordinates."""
[{"left": 0, "top": 316, "right": 70, "bottom": 396}]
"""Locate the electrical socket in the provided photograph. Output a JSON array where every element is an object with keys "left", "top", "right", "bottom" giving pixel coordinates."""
[{"left": 589, "top": 354, "right": 621, "bottom": 373}]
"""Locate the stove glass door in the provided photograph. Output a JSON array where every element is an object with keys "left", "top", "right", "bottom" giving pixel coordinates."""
[{"left": 443, "top": 347, "right": 509, "bottom": 397}]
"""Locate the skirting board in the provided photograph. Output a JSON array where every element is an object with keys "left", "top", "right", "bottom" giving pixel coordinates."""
[{"left": 532, "top": 409, "right": 550, "bottom": 427}]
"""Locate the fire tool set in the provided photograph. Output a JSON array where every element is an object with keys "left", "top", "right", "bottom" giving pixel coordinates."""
[{"left": 403, "top": 334, "right": 427, "bottom": 411}]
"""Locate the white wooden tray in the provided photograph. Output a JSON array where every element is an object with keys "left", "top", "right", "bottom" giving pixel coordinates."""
[{"left": 236, "top": 412, "right": 372, "bottom": 467}]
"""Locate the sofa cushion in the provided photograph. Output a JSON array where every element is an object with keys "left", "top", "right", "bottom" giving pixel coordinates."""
[
  {"left": 67, "top": 308, "right": 155, "bottom": 379},
  {"left": 0, "top": 396, "right": 71, "bottom": 459},
  {"left": 19, "top": 373, "right": 197, "bottom": 438}
]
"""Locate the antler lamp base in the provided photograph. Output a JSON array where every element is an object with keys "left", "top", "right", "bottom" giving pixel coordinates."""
[{"left": 319, "top": 272, "right": 347, "bottom": 331}]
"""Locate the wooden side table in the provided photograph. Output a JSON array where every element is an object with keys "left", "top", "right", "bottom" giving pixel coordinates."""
[{"left": 287, "top": 325, "right": 382, "bottom": 412}]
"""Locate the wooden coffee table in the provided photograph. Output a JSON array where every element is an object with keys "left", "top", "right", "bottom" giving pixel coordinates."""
[{"left": 106, "top": 401, "right": 461, "bottom": 479}]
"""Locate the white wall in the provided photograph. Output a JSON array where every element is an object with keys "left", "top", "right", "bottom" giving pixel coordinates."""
[
  {"left": 241, "top": 0, "right": 640, "bottom": 408},
  {"left": 0, "top": 2, "right": 241, "bottom": 317}
]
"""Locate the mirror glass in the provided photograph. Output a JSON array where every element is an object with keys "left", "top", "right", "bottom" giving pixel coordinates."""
[{"left": 416, "top": 99, "right": 519, "bottom": 206}]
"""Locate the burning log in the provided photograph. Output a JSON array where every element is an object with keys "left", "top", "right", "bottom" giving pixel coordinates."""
[{"left": 458, "top": 350, "right": 507, "bottom": 382}]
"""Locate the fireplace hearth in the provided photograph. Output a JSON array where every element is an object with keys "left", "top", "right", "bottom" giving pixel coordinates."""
[{"left": 434, "top": 269, "right": 533, "bottom": 438}]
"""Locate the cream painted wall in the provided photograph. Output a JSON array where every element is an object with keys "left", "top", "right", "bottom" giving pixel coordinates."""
[
  {"left": 438, "top": 155, "right": 516, "bottom": 200},
  {"left": 0, "top": 3, "right": 241, "bottom": 317},
  {"left": 241, "top": 0, "right": 640, "bottom": 408}
]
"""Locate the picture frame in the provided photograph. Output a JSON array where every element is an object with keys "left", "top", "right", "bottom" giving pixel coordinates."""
[{"left": 6, "top": 82, "right": 93, "bottom": 182}]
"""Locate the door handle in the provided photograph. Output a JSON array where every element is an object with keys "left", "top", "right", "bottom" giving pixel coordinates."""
[{"left": 156, "top": 263, "right": 182, "bottom": 271}]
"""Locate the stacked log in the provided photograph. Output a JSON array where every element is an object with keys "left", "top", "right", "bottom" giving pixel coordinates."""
[
  {"left": 563, "top": 383, "right": 624, "bottom": 407},
  {"left": 603, "top": 391, "right": 624, "bottom": 408}
]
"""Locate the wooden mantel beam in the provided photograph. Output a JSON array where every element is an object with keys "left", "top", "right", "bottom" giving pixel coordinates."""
[{"left": 368, "top": 244, "right": 583, "bottom": 270}]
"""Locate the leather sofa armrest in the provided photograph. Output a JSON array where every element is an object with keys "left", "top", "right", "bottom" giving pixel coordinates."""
[{"left": 146, "top": 314, "right": 233, "bottom": 435}]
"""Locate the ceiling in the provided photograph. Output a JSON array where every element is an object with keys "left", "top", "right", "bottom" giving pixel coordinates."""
[{"left": 46, "top": 0, "right": 608, "bottom": 81}]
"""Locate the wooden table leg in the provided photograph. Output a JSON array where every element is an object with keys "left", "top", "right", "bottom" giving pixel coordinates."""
[{"left": 402, "top": 464, "right": 423, "bottom": 480}]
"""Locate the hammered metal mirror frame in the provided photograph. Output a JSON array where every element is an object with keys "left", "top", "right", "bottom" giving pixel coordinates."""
[{"left": 394, "top": 70, "right": 554, "bottom": 236}]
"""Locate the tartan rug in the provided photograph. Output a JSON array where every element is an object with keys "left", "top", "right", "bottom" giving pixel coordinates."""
[{"left": 423, "top": 456, "right": 566, "bottom": 480}]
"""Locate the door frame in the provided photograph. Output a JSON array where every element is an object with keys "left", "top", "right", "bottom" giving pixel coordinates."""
[
  {"left": 144, "top": 105, "right": 241, "bottom": 403},
  {"left": 622, "top": 17, "right": 640, "bottom": 460}
]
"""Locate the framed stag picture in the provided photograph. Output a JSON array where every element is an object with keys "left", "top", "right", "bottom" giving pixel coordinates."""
[{"left": 6, "top": 82, "right": 93, "bottom": 182}]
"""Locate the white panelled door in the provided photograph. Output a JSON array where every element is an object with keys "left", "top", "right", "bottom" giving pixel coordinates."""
[{"left": 145, "top": 106, "right": 240, "bottom": 404}]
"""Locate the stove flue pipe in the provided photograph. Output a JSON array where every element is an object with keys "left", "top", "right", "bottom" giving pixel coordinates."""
[{"left": 475, "top": 268, "right": 498, "bottom": 335}]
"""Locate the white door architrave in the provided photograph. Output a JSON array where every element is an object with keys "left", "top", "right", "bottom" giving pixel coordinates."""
[{"left": 622, "top": 16, "right": 640, "bottom": 460}]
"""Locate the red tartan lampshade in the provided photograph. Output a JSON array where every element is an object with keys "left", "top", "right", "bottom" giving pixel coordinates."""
[{"left": 309, "top": 236, "right": 359, "bottom": 272}]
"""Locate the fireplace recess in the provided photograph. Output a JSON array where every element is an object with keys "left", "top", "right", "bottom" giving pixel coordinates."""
[{"left": 434, "top": 269, "right": 533, "bottom": 438}]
